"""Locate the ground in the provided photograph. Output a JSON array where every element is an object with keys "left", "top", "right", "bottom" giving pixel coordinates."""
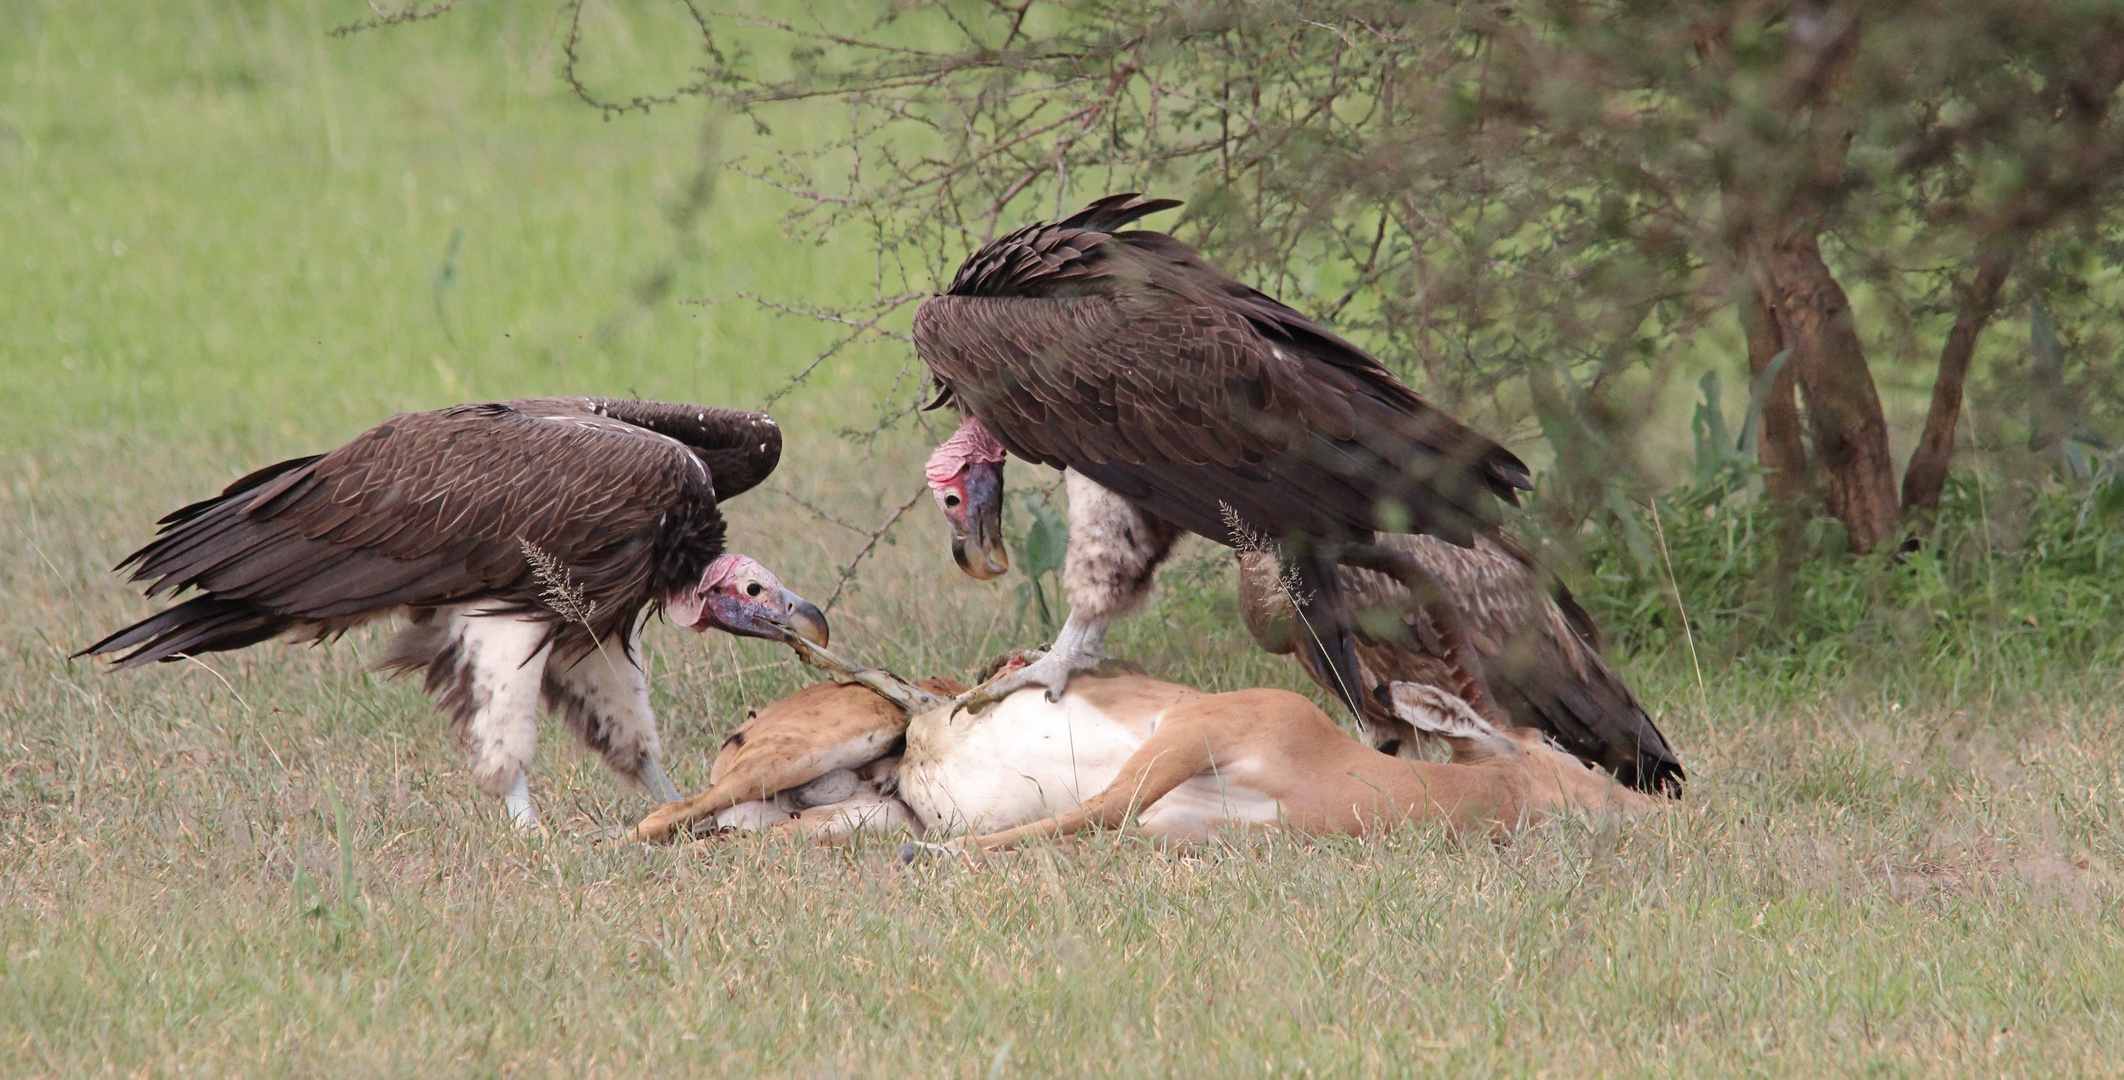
[{"left": 2, "top": 3, "right": 2121, "bottom": 1076}]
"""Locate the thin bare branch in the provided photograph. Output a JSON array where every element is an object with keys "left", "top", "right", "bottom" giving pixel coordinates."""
[
  {"left": 329, "top": 0, "right": 459, "bottom": 38},
  {"left": 822, "top": 484, "right": 929, "bottom": 612}
]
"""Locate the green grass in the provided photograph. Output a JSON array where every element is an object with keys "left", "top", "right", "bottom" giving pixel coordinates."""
[{"left": 5, "top": 3, "right": 2124, "bottom": 1076}]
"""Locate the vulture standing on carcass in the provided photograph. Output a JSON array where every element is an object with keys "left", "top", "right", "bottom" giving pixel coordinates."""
[
  {"left": 1236, "top": 534, "right": 1685, "bottom": 795},
  {"left": 917, "top": 194, "right": 1532, "bottom": 713},
  {"left": 78, "top": 398, "right": 829, "bottom": 829}
]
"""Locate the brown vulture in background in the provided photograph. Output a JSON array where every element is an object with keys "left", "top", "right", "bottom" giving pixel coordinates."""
[
  {"left": 78, "top": 397, "right": 829, "bottom": 829},
  {"left": 917, "top": 194, "right": 1531, "bottom": 715},
  {"left": 1237, "top": 533, "right": 1684, "bottom": 795}
]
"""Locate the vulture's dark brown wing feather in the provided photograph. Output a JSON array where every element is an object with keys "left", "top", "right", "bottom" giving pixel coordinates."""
[
  {"left": 1275, "top": 533, "right": 1684, "bottom": 795},
  {"left": 82, "top": 399, "right": 775, "bottom": 669},
  {"left": 520, "top": 398, "right": 783, "bottom": 500},
  {"left": 916, "top": 197, "right": 1528, "bottom": 548}
]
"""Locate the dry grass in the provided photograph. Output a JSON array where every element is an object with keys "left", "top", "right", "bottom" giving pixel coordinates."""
[{"left": 4, "top": 2, "right": 2123, "bottom": 1076}]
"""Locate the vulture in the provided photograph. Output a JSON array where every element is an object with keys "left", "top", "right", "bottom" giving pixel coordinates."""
[
  {"left": 1236, "top": 534, "right": 1685, "bottom": 795},
  {"left": 77, "top": 397, "right": 828, "bottom": 829},
  {"left": 917, "top": 194, "right": 1530, "bottom": 712}
]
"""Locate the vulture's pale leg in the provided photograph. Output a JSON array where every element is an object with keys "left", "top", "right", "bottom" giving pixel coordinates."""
[
  {"left": 450, "top": 611, "right": 554, "bottom": 830},
  {"left": 503, "top": 774, "right": 539, "bottom": 830},
  {"left": 543, "top": 625, "right": 681, "bottom": 804},
  {"left": 957, "top": 470, "right": 1180, "bottom": 713}
]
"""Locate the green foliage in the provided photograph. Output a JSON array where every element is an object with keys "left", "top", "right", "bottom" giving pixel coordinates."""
[
  {"left": 1570, "top": 381, "right": 2124, "bottom": 687},
  {"left": 1009, "top": 487, "right": 1069, "bottom": 631}
]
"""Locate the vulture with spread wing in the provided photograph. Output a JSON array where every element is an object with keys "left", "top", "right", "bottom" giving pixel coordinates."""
[
  {"left": 1237, "top": 533, "right": 1684, "bottom": 795},
  {"left": 918, "top": 194, "right": 1531, "bottom": 712},
  {"left": 79, "top": 398, "right": 828, "bottom": 829}
]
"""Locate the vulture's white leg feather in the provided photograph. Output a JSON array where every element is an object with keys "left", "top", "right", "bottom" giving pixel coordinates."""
[
  {"left": 447, "top": 609, "right": 552, "bottom": 815},
  {"left": 541, "top": 624, "right": 679, "bottom": 802},
  {"left": 1060, "top": 469, "right": 1181, "bottom": 622},
  {"left": 958, "top": 470, "right": 1181, "bottom": 712}
]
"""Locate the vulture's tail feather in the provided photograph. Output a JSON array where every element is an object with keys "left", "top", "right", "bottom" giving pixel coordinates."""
[
  {"left": 1480, "top": 622, "right": 1687, "bottom": 796},
  {"left": 75, "top": 597, "right": 291, "bottom": 669},
  {"left": 1610, "top": 740, "right": 1686, "bottom": 798}
]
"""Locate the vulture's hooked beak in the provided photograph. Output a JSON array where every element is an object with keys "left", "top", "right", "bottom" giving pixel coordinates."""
[
  {"left": 678, "top": 554, "right": 829, "bottom": 647},
  {"left": 946, "top": 460, "right": 1009, "bottom": 581},
  {"left": 773, "top": 589, "right": 831, "bottom": 649}
]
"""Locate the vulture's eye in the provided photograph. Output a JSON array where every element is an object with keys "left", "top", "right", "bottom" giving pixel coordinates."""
[
  {"left": 745, "top": 581, "right": 763, "bottom": 598},
  {"left": 944, "top": 493, "right": 962, "bottom": 508}
]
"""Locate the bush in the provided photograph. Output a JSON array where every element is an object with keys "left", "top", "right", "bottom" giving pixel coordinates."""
[{"left": 1566, "top": 450, "right": 2124, "bottom": 689}]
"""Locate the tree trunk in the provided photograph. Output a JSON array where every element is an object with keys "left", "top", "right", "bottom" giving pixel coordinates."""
[
  {"left": 1754, "top": 223, "right": 1901, "bottom": 553},
  {"left": 1900, "top": 257, "right": 2012, "bottom": 515},
  {"left": 1737, "top": 265, "right": 1811, "bottom": 635},
  {"left": 1741, "top": 272, "right": 1811, "bottom": 505}
]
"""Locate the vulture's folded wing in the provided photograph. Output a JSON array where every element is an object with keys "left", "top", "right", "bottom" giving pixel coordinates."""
[
  {"left": 112, "top": 401, "right": 752, "bottom": 625},
  {"left": 915, "top": 196, "right": 1526, "bottom": 547}
]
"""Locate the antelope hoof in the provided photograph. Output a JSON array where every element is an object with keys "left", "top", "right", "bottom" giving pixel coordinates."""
[{"left": 632, "top": 801, "right": 693, "bottom": 844}]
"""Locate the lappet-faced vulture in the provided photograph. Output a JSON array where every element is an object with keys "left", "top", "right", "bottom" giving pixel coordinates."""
[
  {"left": 918, "top": 194, "right": 1529, "bottom": 713},
  {"left": 78, "top": 398, "right": 828, "bottom": 829}
]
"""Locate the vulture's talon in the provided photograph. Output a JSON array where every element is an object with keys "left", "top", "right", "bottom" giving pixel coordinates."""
[
  {"left": 948, "top": 687, "right": 997, "bottom": 719},
  {"left": 956, "top": 645, "right": 1103, "bottom": 716}
]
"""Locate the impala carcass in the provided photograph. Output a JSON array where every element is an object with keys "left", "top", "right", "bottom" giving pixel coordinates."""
[{"left": 634, "top": 647, "right": 1662, "bottom": 851}]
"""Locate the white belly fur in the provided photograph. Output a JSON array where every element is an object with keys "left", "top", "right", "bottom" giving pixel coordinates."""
[
  {"left": 899, "top": 688, "right": 1284, "bottom": 836},
  {"left": 1132, "top": 760, "right": 1284, "bottom": 839}
]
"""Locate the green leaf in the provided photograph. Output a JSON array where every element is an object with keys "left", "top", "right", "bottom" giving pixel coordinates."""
[
  {"left": 1691, "top": 368, "right": 1729, "bottom": 482},
  {"left": 1014, "top": 492, "right": 1069, "bottom": 579}
]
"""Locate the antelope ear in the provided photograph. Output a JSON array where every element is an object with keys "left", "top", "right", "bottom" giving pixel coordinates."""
[
  {"left": 667, "top": 591, "right": 705, "bottom": 630},
  {"left": 1387, "top": 682, "right": 1500, "bottom": 742}
]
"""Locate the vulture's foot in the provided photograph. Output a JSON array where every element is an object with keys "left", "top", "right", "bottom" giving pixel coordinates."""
[
  {"left": 951, "top": 644, "right": 1105, "bottom": 716},
  {"left": 953, "top": 612, "right": 1111, "bottom": 715}
]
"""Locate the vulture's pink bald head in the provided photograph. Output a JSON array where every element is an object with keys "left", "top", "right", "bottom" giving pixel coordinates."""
[
  {"left": 667, "top": 554, "right": 829, "bottom": 647},
  {"left": 925, "top": 416, "right": 1010, "bottom": 580},
  {"left": 924, "top": 415, "right": 1008, "bottom": 487}
]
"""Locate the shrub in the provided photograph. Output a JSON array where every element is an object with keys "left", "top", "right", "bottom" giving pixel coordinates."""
[{"left": 1564, "top": 422, "right": 2124, "bottom": 688}]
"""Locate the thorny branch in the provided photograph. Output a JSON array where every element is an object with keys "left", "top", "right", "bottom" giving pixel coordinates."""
[
  {"left": 822, "top": 483, "right": 930, "bottom": 612},
  {"left": 352, "top": 0, "right": 1723, "bottom": 586},
  {"left": 560, "top": 0, "right": 726, "bottom": 118},
  {"left": 765, "top": 483, "right": 868, "bottom": 534},
  {"left": 329, "top": 0, "right": 461, "bottom": 38}
]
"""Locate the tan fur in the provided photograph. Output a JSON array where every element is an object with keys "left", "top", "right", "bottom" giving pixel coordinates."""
[
  {"left": 946, "top": 675, "right": 1657, "bottom": 853},
  {"left": 635, "top": 669, "right": 1659, "bottom": 848},
  {"left": 632, "top": 678, "right": 963, "bottom": 842}
]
